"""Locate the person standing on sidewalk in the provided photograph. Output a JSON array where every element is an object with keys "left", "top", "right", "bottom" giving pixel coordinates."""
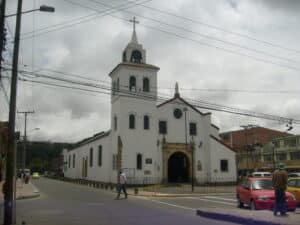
[
  {"left": 115, "top": 170, "right": 128, "bottom": 200},
  {"left": 272, "top": 163, "right": 288, "bottom": 216}
]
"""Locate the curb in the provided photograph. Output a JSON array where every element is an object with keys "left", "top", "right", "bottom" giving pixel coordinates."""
[
  {"left": 17, "top": 193, "right": 40, "bottom": 200},
  {"left": 196, "top": 210, "right": 281, "bottom": 225}
]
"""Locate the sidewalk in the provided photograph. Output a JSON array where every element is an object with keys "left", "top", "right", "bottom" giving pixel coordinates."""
[{"left": 0, "top": 179, "right": 40, "bottom": 201}]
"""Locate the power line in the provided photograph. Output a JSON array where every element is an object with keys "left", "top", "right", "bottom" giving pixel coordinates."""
[
  {"left": 13, "top": 68, "right": 300, "bottom": 124},
  {"left": 17, "top": 0, "right": 153, "bottom": 41},
  {"left": 59, "top": 1, "right": 300, "bottom": 72},
  {"left": 89, "top": 0, "right": 300, "bottom": 65},
  {"left": 125, "top": 0, "right": 300, "bottom": 55}
]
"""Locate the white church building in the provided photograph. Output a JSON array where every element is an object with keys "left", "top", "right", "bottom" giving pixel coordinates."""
[{"left": 63, "top": 23, "right": 237, "bottom": 185}]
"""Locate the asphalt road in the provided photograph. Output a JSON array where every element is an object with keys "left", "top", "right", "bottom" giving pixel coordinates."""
[{"left": 3, "top": 177, "right": 239, "bottom": 225}]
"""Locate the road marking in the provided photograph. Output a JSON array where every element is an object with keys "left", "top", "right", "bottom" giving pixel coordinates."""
[
  {"left": 136, "top": 196, "right": 196, "bottom": 211},
  {"left": 204, "top": 196, "right": 237, "bottom": 202},
  {"left": 186, "top": 197, "right": 236, "bottom": 206}
]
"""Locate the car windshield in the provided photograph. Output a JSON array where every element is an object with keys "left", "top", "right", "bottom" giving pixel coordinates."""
[{"left": 252, "top": 180, "right": 273, "bottom": 190}]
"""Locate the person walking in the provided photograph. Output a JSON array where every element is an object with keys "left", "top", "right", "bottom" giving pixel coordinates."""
[
  {"left": 272, "top": 163, "right": 288, "bottom": 216},
  {"left": 116, "top": 170, "right": 128, "bottom": 199}
]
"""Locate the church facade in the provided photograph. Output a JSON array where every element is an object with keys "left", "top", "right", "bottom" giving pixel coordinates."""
[{"left": 63, "top": 27, "right": 237, "bottom": 184}]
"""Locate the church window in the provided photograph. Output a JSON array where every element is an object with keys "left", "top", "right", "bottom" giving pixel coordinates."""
[
  {"left": 117, "top": 78, "right": 120, "bottom": 91},
  {"left": 122, "top": 51, "right": 127, "bottom": 62},
  {"left": 129, "top": 114, "right": 135, "bottom": 129},
  {"left": 112, "top": 81, "right": 116, "bottom": 95},
  {"left": 129, "top": 76, "right": 136, "bottom": 91},
  {"left": 144, "top": 115, "right": 149, "bottom": 130},
  {"left": 112, "top": 154, "right": 117, "bottom": 170},
  {"left": 220, "top": 159, "right": 228, "bottom": 172},
  {"left": 137, "top": 154, "right": 142, "bottom": 170},
  {"left": 114, "top": 116, "right": 117, "bottom": 131},
  {"left": 159, "top": 121, "right": 167, "bottom": 134},
  {"left": 143, "top": 77, "right": 150, "bottom": 92},
  {"left": 90, "top": 148, "right": 93, "bottom": 167},
  {"left": 73, "top": 154, "right": 75, "bottom": 168},
  {"left": 131, "top": 50, "right": 142, "bottom": 63},
  {"left": 68, "top": 155, "right": 71, "bottom": 168},
  {"left": 189, "top": 123, "right": 197, "bottom": 136},
  {"left": 145, "top": 158, "right": 152, "bottom": 164},
  {"left": 98, "top": 145, "right": 102, "bottom": 167}
]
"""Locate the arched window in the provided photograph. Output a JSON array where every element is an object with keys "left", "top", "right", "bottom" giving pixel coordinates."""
[
  {"left": 137, "top": 154, "right": 142, "bottom": 170},
  {"left": 114, "top": 116, "right": 117, "bottom": 131},
  {"left": 129, "top": 114, "right": 135, "bottom": 129},
  {"left": 144, "top": 115, "right": 149, "bottom": 130},
  {"left": 131, "top": 50, "right": 142, "bottom": 63},
  {"left": 129, "top": 76, "right": 136, "bottom": 91},
  {"left": 143, "top": 77, "right": 149, "bottom": 92}
]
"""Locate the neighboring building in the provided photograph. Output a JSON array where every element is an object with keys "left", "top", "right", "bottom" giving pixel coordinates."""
[
  {"left": 257, "top": 135, "right": 300, "bottom": 172},
  {"left": 63, "top": 26, "right": 237, "bottom": 184},
  {"left": 220, "top": 126, "right": 287, "bottom": 175}
]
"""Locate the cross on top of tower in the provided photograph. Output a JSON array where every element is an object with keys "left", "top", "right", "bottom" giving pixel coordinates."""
[{"left": 129, "top": 17, "right": 139, "bottom": 33}]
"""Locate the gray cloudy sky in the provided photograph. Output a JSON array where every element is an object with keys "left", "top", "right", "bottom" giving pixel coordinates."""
[{"left": 1, "top": 0, "right": 300, "bottom": 142}]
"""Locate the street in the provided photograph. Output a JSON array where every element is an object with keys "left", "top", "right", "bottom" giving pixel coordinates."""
[{"left": 1, "top": 178, "right": 238, "bottom": 225}]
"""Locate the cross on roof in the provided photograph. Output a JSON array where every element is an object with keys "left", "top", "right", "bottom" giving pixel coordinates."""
[{"left": 129, "top": 17, "right": 139, "bottom": 32}]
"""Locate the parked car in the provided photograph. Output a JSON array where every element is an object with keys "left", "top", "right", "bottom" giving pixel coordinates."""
[
  {"left": 251, "top": 172, "right": 272, "bottom": 177},
  {"left": 236, "top": 177, "right": 297, "bottom": 211},
  {"left": 32, "top": 172, "right": 40, "bottom": 179},
  {"left": 288, "top": 173, "right": 300, "bottom": 178},
  {"left": 287, "top": 178, "right": 300, "bottom": 203}
]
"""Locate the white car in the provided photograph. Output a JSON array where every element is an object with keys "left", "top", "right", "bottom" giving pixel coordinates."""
[{"left": 288, "top": 172, "right": 300, "bottom": 178}]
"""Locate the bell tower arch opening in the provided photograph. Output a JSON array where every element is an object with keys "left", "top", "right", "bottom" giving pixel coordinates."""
[{"left": 168, "top": 152, "right": 189, "bottom": 183}]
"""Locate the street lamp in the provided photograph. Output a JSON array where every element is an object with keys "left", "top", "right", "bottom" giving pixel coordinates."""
[
  {"left": 4, "top": 1, "right": 54, "bottom": 224},
  {"left": 5, "top": 5, "right": 55, "bottom": 18}
]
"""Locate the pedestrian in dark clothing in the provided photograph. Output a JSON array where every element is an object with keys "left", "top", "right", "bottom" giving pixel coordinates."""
[
  {"left": 116, "top": 171, "right": 128, "bottom": 199},
  {"left": 272, "top": 163, "right": 288, "bottom": 216}
]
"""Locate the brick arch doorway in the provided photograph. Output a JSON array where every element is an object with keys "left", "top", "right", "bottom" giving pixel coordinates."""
[{"left": 168, "top": 152, "right": 189, "bottom": 183}]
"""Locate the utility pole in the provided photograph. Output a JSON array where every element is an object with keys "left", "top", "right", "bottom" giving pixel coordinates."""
[
  {"left": 17, "top": 111, "right": 34, "bottom": 170},
  {"left": 4, "top": 1, "right": 22, "bottom": 224},
  {"left": 240, "top": 125, "right": 256, "bottom": 176},
  {"left": 0, "top": 0, "right": 7, "bottom": 80}
]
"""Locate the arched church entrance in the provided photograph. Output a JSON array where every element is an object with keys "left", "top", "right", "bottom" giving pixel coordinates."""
[{"left": 168, "top": 152, "right": 189, "bottom": 183}]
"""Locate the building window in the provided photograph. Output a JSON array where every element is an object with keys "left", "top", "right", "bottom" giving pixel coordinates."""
[
  {"left": 159, "top": 121, "right": 167, "bottom": 134},
  {"left": 220, "top": 159, "right": 228, "bottom": 172},
  {"left": 114, "top": 116, "right": 117, "bottom": 131},
  {"left": 136, "top": 153, "right": 142, "bottom": 170},
  {"left": 117, "top": 78, "right": 120, "bottom": 91},
  {"left": 277, "top": 152, "right": 287, "bottom": 161},
  {"left": 112, "top": 154, "right": 117, "bottom": 170},
  {"left": 143, "top": 77, "right": 150, "bottom": 92},
  {"left": 189, "top": 123, "right": 197, "bottom": 136},
  {"left": 129, "top": 114, "right": 135, "bottom": 129},
  {"left": 264, "top": 154, "right": 273, "bottom": 162},
  {"left": 144, "top": 115, "right": 149, "bottom": 130},
  {"left": 112, "top": 81, "right": 116, "bottom": 95},
  {"left": 90, "top": 148, "right": 93, "bottom": 167},
  {"left": 129, "top": 76, "right": 136, "bottom": 91},
  {"left": 137, "top": 154, "right": 142, "bottom": 170},
  {"left": 98, "top": 145, "right": 102, "bottom": 167},
  {"left": 290, "top": 152, "right": 300, "bottom": 160},
  {"left": 68, "top": 155, "right": 71, "bottom": 168},
  {"left": 73, "top": 154, "right": 75, "bottom": 168},
  {"left": 145, "top": 158, "right": 152, "bottom": 164}
]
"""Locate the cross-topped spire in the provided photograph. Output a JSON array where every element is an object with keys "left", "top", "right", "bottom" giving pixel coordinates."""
[{"left": 129, "top": 16, "right": 139, "bottom": 33}]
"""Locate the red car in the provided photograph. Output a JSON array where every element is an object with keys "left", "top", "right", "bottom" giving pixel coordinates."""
[{"left": 236, "top": 177, "right": 297, "bottom": 211}]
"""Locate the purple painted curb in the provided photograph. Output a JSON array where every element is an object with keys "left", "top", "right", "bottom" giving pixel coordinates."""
[{"left": 196, "top": 210, "right": 281, "bottom": 225}]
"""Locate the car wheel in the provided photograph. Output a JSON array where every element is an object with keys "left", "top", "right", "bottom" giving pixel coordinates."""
[
  {"left": 237, "top": 196, "right": 244, "bottom": 208},
  {"left": 250, "top": 200, "right": 256, "bottom": 210}
]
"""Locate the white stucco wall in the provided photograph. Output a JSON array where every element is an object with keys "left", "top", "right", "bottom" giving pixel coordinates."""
[{"left": 209, "top": 136, "right": 237, "bottom": 182}]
